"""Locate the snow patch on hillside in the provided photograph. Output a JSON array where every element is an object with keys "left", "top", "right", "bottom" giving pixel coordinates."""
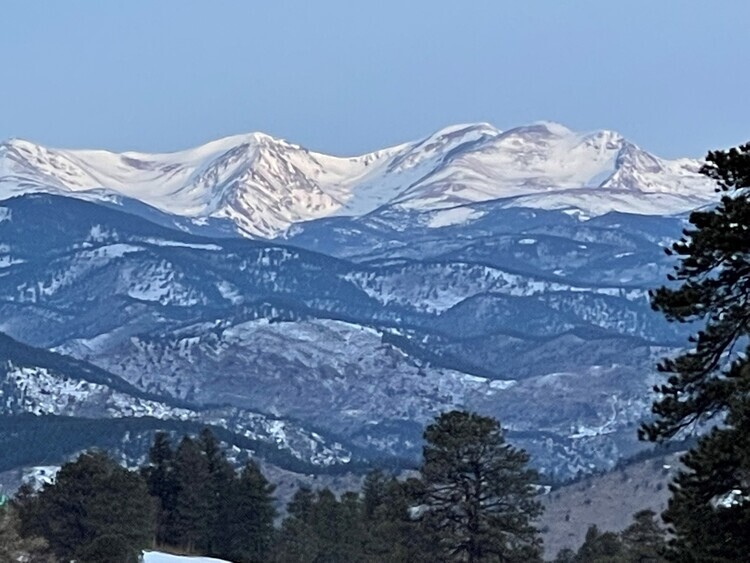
[{"left": 426, "top": 206, "right": 485, "bottom": 228}]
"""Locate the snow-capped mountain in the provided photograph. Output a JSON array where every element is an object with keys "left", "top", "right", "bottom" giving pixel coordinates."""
[
  {"left": 0, "top": 120, "right": 718, "bottom": 481},
  {"left": 0, "top": 122, "right": 716, "bottom": 238}
]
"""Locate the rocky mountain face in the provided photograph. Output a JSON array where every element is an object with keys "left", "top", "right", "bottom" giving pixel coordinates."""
[{"left": 0, "top": 123, "right": 715, "bottom": 481}]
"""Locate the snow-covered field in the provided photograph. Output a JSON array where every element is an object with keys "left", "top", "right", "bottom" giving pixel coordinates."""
[{"left": 143, "top": 552, "right": 230, "bottom": 563}]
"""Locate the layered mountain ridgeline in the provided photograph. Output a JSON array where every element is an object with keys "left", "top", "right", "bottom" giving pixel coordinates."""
[
  {"left": 0, "top": 331, "right": 361, "bottom": 483},
  {"left": 0, "top": 175, "right": 704, "bottom": 479}
]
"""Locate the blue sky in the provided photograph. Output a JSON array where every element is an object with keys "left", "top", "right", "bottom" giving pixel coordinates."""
[{"left": 2, "top": 1, "right": 748, "bottom": 158}]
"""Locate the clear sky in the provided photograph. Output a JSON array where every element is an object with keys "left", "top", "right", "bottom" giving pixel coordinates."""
[{"left": 2, "top": 1, "right": 748, "bottom": 158}]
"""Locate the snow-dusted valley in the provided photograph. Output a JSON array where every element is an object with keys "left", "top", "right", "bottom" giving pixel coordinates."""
[{"left": 0, "top": 122, "right": 713, "bottom": 484}]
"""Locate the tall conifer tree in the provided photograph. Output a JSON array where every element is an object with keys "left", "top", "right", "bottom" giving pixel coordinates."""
[
  {"left": 198, "top": 428, "right": 235, "bottom": 555},
  {"left": 419, "top": 410, "right": 543, "bottom": 562},
  {"left": 274, "top": 486, "right": 320, "bottom": 562},
  {"left": 142, "top": 431, "right": 177, "bottom": 545},
  {"left": 620, "top": 510, "right": 667, "bottom": 562},
  {"left": 222, "top": 460, "right": 276, "bottom": 563},
  {"left": 644, "top": 142, "right": 750, "bottom": 560},
  {"left": 16, "top": 451, "right": 155, "bottom": 562},
  {"left": 169, "top": 436, "right": 212, "bottom": 552}
]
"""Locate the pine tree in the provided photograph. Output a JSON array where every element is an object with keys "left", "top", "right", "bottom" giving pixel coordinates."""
[
  {"left": 142, "top": 431, "right": 178, "bottom": 545},
  {"left": 574, "top": 525, "right": 625, "bottom": 563},
  {"left": 221, "top": 460, "right": 276, "bottom": 563},
  {"left": 361, "top": 470, "right": 410, "bottom": 561},
  {"left": 336, "top": 491, "right": 369, "bottom": 561},
  {"left": 274, "top": 487, "right": 370, "bottom": 563},
  {"left": 273, "top": 486, "right": 321, "bottom": 562},
  {"left": 13, "top": 483, "right": 46, "bottom": 546},
  {"left": 16, "top": 451, "right": 155, "bottom": 562},
  {"left": 308, "top": 488, "right": 354, "bottom": 561},
  {"left": 660, "top": 409, "right": 750, "bottom": 562},
  {"left": 198, "top": 427, "right": 236, "bottom": 555},
  {"left": 553, "top": 547, "right": 576, "bottom": 563},
  {"left": 362, "top": 469, "right": 389, "bottom": 520},
  {"left": 419, "top": 410, "right": 544, "bottom": 562},
  {"left": 363, "top": 476, "right": 433, "bottom": 563},
  {"left": 168, "top": 436, "right": 212, "bottom": 552},
  {"left": 0, "top": 505, "right": 53, "bottom": 563},
  {"left": 620, "top": 510, "right": 667, "bottom": 562},
  {"left": 642, "top": 142, "right": 750, "bottom": 560}
]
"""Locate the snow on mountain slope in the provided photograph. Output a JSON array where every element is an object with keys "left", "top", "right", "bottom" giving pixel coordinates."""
[
  {"left": 390, "top": 123, "right": 714, "bottom": 216},
  {"left": 0, "top": 122, "right": 716, "bottom": 237},
  {"left": 347, "top": 260, "right": 646, "bottom": 315},
  {"left": 67, "top": 317, "right": 492, "bottom": 435},
  {"left": 0, "top": 192, "right": 692, "bottom": 477},
  {"left": 71, "top": 314, "right": 670, "bottom": 478},
  {"left": 0, "top": 332, "right": 353, "bottom": 468}
]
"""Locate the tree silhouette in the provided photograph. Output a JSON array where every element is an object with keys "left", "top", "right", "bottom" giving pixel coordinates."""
[
  {"left": 644, "top": 142, "right": 750, "bottom": 560},
  {"left": 419, "top": 410, "right": 543, "bottom": 562},
  {"left": 16, "top": 451, "right": 155, "bottom": 562}
]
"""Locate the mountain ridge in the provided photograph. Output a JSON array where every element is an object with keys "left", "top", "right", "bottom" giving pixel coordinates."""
[
  {"left": 0, "top": 192, "right": 690, "bottom": 478},
  {"left": 0, "top": 330, "right": 357, "bottom": 474},
  {"left": 0, "top": 119, "right": 715, "bottom": 482},
  {"left": 0, "top": 122, "right": 717, "bottom": 237}
]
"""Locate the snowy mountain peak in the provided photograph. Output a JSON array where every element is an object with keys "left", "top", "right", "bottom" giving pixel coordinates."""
[
  {"left": 614, "top": 141, "right": 662, "bottom": 172},
  {"left": 514, "top": 120, "right": 574, "bottom": 137},
  {"left": 422, "top": 122, "right": 501, "bottom": 140},
  {"left": 0, "top": 123, "right": 718, "bottom": 237}
]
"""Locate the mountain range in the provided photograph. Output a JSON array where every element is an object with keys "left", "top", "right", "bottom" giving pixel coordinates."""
[
  {"left": 0, "top": 121, "right": 714, "bottom": 237},
  {"left": 0, "top": 122, "right": 715, "bottom": 484}
]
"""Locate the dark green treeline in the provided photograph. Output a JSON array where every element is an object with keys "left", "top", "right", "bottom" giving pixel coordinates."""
[{"left": 10, "top": 410, "right": 550, "bottom": 562}]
